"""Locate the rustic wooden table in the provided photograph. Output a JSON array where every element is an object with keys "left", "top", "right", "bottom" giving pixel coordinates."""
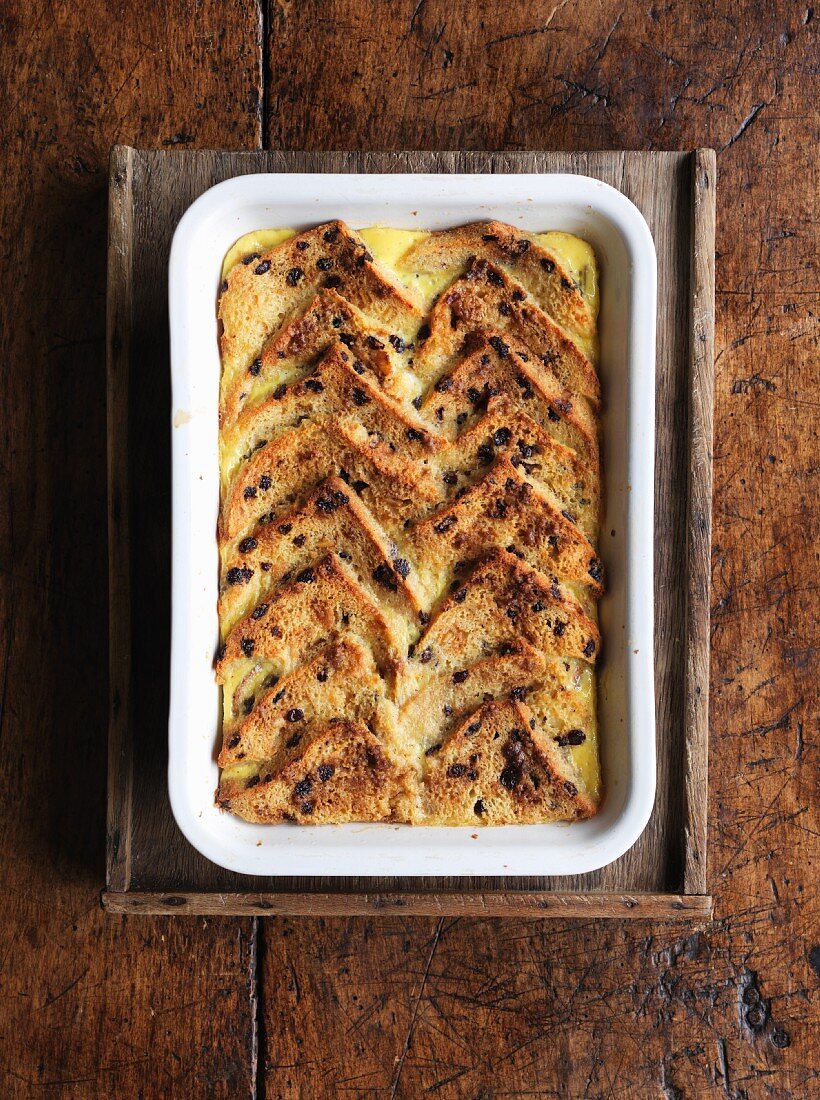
[{"left": 0, "top": 2, "right": 816, "bottom": 1096}]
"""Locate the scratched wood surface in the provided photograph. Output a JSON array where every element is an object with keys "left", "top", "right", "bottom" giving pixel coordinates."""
[
  {"left": 0, "top": 1, "right": 817, "bottom": 1097},
  {"left": 104, "top": 146, "right": 712, "bottom": 915}
]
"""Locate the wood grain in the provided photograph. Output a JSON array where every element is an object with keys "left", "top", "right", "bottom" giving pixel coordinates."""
[
  {"left": 0, "top": 0, "right": 816, "bottom": 1096},
  {"left": 103, "top": 891, "right": 713, "bottom": 919},
  {"left": 0, "top": 3, "right": 261, "bottom": 1097},
  {"left": 108, "top": 147, "right": 710, "bottom": 910}
]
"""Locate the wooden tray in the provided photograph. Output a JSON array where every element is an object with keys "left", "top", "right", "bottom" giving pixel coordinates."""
[{"left": 104, "top": 149, "right": 715, "bottom": 918}]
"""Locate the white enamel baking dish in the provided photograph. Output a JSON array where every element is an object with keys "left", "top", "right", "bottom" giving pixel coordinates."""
[{"left": 168, "top": 172, "right": 657, "bottom": 877}]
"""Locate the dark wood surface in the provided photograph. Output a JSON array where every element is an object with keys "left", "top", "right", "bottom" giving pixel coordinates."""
[
  {"left": 104, "top": 147, "right": 713, "bottom": 913},
  {"left": 0, "top": 1, "right": 816, "bottom": 1096}
]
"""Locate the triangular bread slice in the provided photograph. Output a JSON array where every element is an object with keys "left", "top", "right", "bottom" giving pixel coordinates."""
[
  {"left": 419, "top": 332, "right": 598, "bottom": 462},
  {"left": 216, "top": 554, "right": 403, "bottom": 692},
  {"left": 221, "top": 415, "right": 439, "bottom": 542},
  {"left": 414, "top": 258, "right": 600, "bottom": 404},
  {"left": 218, "top": 638, "right": 394, "bottom": 769},
  {"left": 219, "top": 477, "right": 425, "bottom": 644},
  {"left": 402, "top": 221, "right": 595, "bottom": 353},
  {"left": 399, "top": 641, "right": 547, "bottom": 744},
  {"left": 436, "top": 395, "right": 600, "bottom": 541},
  {"left": 219, "top": 220, "right": 423, "bottom": 409},
  {"left": 222, "top": 289, "right": 416, "bottom": 423},
  {"left": 221, "top": 342, "right": 442, "bottom": 488},
  {"left": 408, "top": 455, "right": 604, "bottom": 603},
  {"left": 412, "top": 549, "right": 600, "bottom": 671},
  {"left": 423, "top": 698, "right": 595, "bottom": 824},
  {"left": 219, "top": 719, "right": 415, "bottom": 824}
]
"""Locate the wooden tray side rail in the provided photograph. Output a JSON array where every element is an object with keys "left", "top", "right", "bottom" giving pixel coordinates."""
[{"left": 104, "top": 149, "right": 715, "bottom": 918}]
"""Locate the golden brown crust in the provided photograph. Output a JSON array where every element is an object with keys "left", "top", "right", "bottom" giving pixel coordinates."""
[
  {"left": 403, "top": 220, "right": 595, "bottom": 350},
  {"left": 414, "top": 258, "right": 600, "bottom": 405},
  {"left": 215, "top": 221, "right": 603, "bottom": 824}
]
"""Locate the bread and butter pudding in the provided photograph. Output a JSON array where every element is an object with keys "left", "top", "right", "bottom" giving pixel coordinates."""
[{"left": 215, "top": 220, "right": 603, "bottom": 825}]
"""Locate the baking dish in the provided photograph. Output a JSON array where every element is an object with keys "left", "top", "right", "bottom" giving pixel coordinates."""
[{"left": 168, "top": 172, "right": 657, "bottom": 876}]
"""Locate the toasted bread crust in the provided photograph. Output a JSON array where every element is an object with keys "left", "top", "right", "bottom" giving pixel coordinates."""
[{"left": 215, "top": 220, "right": 604, "bottom": 823}]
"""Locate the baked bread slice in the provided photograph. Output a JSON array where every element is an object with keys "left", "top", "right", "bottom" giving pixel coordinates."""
[
  {"left": 215, "top": 219, "right": 604, "bottom": 825},
  {"left": 423, "top": 698, "right": 595, "bottom": 825},
  {"left": 222, "top": 289, "right": 416, "bottom": 424},
  {"left": 218, "top": 476, "right": 426, "bottom": 645},
  {"left": 221, "top": 414, "right": 439, "bottom": 542},
  {"left": 408, "top": 455, "right": 603, "bottom": 604},
  {"left": 402, "top": 220, "right": 595, "bottom": 354},
  {"left": 219, "top": 719, "right": 415, "bottom": 824},
  {"left": 419, "top": 332, "right": 599, "bottom": 463},
  {"left": 434, "top": 395, "right": 600, "bottom": 540},
  {"left": 411, "top": 548, "right": 600, "bottom": 673},
  {"left": 414, "top": 258, "right": 600, "bottom": 404},
  {"left": 219, "top": 220, "right": 423, "bottom": 417},
  {"left": 221, "top": 342, "right": 442, "bottom": 490}
]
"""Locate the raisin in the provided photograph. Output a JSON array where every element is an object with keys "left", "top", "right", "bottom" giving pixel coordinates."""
[
  {"left": 447, "top": 763, "right": 467, "bottom": 778},
  {"left": 352, "top": 360, "right": 365, "bottom": 375},
  {"left": 239, "top": 536, "right": 258, "bottom": 553},
  {"left": 317, "top": 763, "right": 334, "bottom": 782},
  {"left": 226, "top": 566, "right": 253, "bottom": 585},
  {"left": 443, "top": 471, "right": 458, "bottom": 486},
  {"left": 556, "top": 729, "right": 586, "bottom": 747},
  {"left": 389, "top": 334, "right": 406, "bottom": 352},
  {"left": 351, "top": 387, "right": 370, "bottom": 406},
  {"left": 478, "top": 442, "right": 494, "bottom": 463},
  {"left": 304, "top": 378, "right": 324, "bottom": 393},
  {"left": 416, "top": 322, "right": 431, "bottom": 342},
  {"left": 486, "top": 268, "right": 504, "bottom": 287},
  {"left": 240, "top": 638, "right": 255, "bottom": 657},
  {"left": 498, "top": 301, "right": 511, "bottom": 316},
  {"left": 373, "top": 563, "right": 398, "bottom": 592},
  {"left": 278, "top": 522, "right": 292, "bottom": 535},
  {"left": 286, "top": 267, "right": 304, "bottom": 286},
  {"left": 510, "top": 685, "right": 527, "bottom": 701},
  {"left": 254, "top": 261, "right": 271, "bottom": 275},
  {"left": 227, "top": 733, "right": 241, "bottom": 748},
  {"left": 488, "top": 335, "right": 509, "bottom": 358},
  {"left": 316, "top": 667, "right": 328, "bottom": 683},
  {"left": 540, "top": 258, "right": 555, "bottom": 273},
  {"left": 561, "top": 276, "right": 574, "bottom": 291},
  {"left": 273, "top": 384, "right": 287, "bottom": 400},
  {"left": 242, "top": 252, "right": 261, "bottom": 264},
  {"left": 443, "top": 704, "right": 453, "bottom": 717},
  {"left": 286, "top": 708, "right": 305, "bottom": 723},
  {"left": 453, "top": 587, "right": 467, "bottom": 603},
  {"left": 434, "top": 376, "right": 452, "bottom": 393},
  {"left": 512, "top": 289, "right": 525, "bottom": 302},
  {"left": 323, "top": 226, "right": 340, "bottom": 242},
  {"left": 434, "top": 515, "right": 456, "bottom": 535},
  {"left": 243, "top": 486, "right": 257, "bottom": 500},
  {"left": 425, "top": 742, "right": 442, "bottom": 755},
  {"left": 499, "top": 764, "right": 522, "bottom": 790},
  {"left": 293, "top": 534, "right": 306, "bottom": 547},
  {"left": 316, "top": 257, "right": 333, "bottom": 271},
  {"left": 412, "top": 395, "right": 423, "bottom": 410},
  {"left": 295, "top": 240, "right": 309, "bottom": 251},
  {"left": 588, "top": 558, "right": 603, "bottom": 583},
  {"left": 452, "top": 669, "right": 469, "bottom": 684},
  {"left": 393, "top": 558, "right": 411, "bottom": 578},
  {"left": 352, "top": 480, "right": 369, "bottom": 494},
  {"left": 251, "top": 603, "right": 269, "bottom": 620},
  {"left": 249, "top": 359, "right": 262, "bottom": 376},
  {"left": 494, "top": 427, "right": 511, "bottom": 446},
  {"left": 246, "top": 774, "right": 260, "bottom": 788},
  {"left": 474, "top": 799, "right": 486, "bottom": 815},
  {"left": 296, "top": 568, "right": 316, "bottom": 584},
  {"left": 294, "top": 777, "right": 312, "bottom": 796},
  {"left": 418, "top": 647, "right": 433, "bottom": 664},
  {"left": 518, "top": 440, "right": 535, "bottom": 459}
]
